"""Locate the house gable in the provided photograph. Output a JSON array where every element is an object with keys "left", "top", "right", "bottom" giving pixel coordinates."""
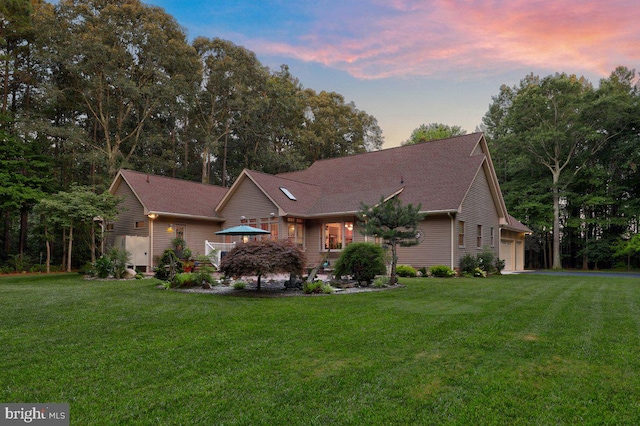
[
  {"left": 111, "top": 169, "right": 227, "bottom": 221},
  {"left": 217, "top": 173, "right": 281, "bottom": 227}
]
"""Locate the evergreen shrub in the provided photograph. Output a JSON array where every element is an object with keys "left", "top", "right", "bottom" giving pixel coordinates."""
[{"left": 334, "top": 242, "right": 386, "bottom": 285}]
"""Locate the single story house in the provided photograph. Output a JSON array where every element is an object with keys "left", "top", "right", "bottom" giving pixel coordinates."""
[{"left": 108, "top": 133, "right": 531, "bottom": 273}]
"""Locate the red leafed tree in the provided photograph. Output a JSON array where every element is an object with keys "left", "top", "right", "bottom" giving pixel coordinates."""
[{"left": 219, "top": 239, "right": 306, "bottom": 290}]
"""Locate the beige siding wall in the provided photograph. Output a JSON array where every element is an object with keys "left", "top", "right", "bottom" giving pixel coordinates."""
[
  {"left": 150, "top": 217, "right": 222, "bottom": 264},
  {"left": 456, "top": 166, "right": 501, "bottom": 267},
  {"left": 110, "top": 178, "right": 223, "bottom": 270},
  {"left": 108, "top": 179, "right": 148, "bottom": 248},
  {"left": 219, "top": 178, "right": 279, "bottom": 233},
  {"left": 396, "top": 214, "right": 453, "bottom": 269}
]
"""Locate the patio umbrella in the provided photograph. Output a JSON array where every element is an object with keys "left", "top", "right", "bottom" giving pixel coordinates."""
[{"left": 215, "top": 225, "right": 271, "bottom": 236}]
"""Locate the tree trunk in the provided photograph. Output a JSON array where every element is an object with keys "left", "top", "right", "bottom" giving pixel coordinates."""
[
  {"left": 390, "top": 243, "right": 398, "bottom": 285},
  {"left": 201, "top": 145, "right": 210, "bottom": 184},
  {"left": 67, "top": 224, "right": 73, "bottom": 272},
  {"left": 222, "top": 124, "right": 229, "bottom": 187},
  {"left": 19, "top": 208, "right": 28, "bottom": 256},
  {"left": 3, "top": 209, "right": 10, "bottom": 254},
  {"left": 90, "top": 221, "right": 96, "bottom": 263},
  {"left": 552, "top": 173, "right": 562, "bottom": 270},
  {"left": 44, "top": 224, "right": 51, "bottom": 274}
]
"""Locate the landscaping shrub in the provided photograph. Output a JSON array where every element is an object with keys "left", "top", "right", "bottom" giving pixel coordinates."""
[
  {"left": 108, "top": 247, "right": 132, "bottom": 279},
  {"left": 477, "top": 249, "right": 496, "bottom": 274},
  {"left": 373, "top": 276, "right": 390, "bottom": 288},
  {"left": 232, "top": 281, "right": 246, "bottom": 289},
  {"left": 94, "top": 255, "right": 113, "bottom": 278},
  {"left": 418, "top": 267, "right": 428, "bottom": 277},
  {"left": 395, "top": 265, "right": 417, "bottom": 277},
  {"left": 459, "top": 253, "right": 478, "bottom": 275},
  {"left": 494, "top": 258, "right": 505, "bottom": 274},
  {"left": 474, "top": 267, "right": 487, "bottom": 278},
  {"left": 429, "top": 265, "right": 456, "bottom": 277},
  {"left": 333, "top": 242, "right": 386, "bottom": 285},
  {"left": 174, "top": 272, "right": 198, "bottom": 287},
  {"left": 154, "top": 249, "right": 183, "bottom": 281},
  {"left": 303, "top": 280, "right": 323, "bottom": 294}
]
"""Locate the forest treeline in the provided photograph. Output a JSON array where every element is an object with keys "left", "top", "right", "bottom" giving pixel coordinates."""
[
  {"left": 1, "top": 0, "right": 639, "bottom": 271},
  {"left": 1, "top": 0, "right": 383, "bottom": 267},
  {"left": 483, "top": 69, "right": 640, "bottom": 270}
]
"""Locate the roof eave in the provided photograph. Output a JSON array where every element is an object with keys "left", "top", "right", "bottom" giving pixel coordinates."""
[{"left": 147, "top": 211, "right": 225, "bottom": 222}]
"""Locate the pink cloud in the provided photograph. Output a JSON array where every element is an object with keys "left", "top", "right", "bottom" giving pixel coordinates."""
[{"left": 249, "top": 0, "right": 639, "bottom": 80}]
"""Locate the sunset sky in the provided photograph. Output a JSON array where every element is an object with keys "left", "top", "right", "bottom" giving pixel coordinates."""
[{"left": 145, "top": 0, "right": 639, "bottom": 147}]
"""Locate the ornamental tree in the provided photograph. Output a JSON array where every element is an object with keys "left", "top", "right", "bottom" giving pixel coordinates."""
[
  {"left": 219, "top": 239, "right": 306, "bottom": 290},
  {"left": 357, "top": 196, "right": 425, "bottom": 285}
]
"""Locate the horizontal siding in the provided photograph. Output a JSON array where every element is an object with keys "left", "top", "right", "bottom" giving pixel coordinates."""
[
  {"left": 111, "top": 179, "right": 148, "bottom": 238},
  {"left": 396, "top": 214, "right": 452, "bottom": 269},
  {"left": 219, "top": 178, "right": 279, "bottom": 237},
  {"left": 457, "top": 166, "right": 500, "bottom": 266},
  {"left": 149, "top": 217, "right": 222, "bottom": 264}
]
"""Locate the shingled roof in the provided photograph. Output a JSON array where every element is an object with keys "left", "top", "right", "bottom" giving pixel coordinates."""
[
  {"left": 110, "top": 169, "right": 227, "bottom": 220},
  {"left": 216, "top": 133, "right": 510, "bottom": 221}
]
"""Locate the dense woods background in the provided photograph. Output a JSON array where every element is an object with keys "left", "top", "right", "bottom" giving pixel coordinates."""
[{"left": 1, "top": 0, "right": 639, "bottom": 271}]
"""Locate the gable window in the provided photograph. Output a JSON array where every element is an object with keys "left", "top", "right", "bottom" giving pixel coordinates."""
[
  {"left": 477, "top": 225, "right": 483, "bottom": 249},
  {"left": 287, "top": 218, "right": 304, "bottom": 248},
  {"left": 458, "top": 221, "right": 465, "bottom": 247},
  {"left": 324, "top": 221, "right": 354, "bottom": 250}
]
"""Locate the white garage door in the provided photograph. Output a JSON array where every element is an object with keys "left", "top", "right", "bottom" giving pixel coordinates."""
[{"left": 501, "top": 239, "right": 514, "bottom": 271}]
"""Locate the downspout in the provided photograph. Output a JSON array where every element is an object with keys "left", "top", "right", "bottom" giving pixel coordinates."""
[
  {"left": 148, "top": 217, "right": 154, "bottom": 273},
  {"left": 448, "top": 212, "right": 455, "bottom": 270}
]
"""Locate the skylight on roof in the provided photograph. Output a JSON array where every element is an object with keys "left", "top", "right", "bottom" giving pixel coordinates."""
[{"left": 280, "top": 187, "right": 297, "bottom": 201}]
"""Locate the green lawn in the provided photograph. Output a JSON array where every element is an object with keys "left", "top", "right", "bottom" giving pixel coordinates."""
[{"left": 1, "top": 273, "right": 640, "bottom": 425}]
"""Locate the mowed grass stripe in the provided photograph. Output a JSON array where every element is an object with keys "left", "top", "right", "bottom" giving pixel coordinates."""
[{"left": 1, "top": 273, "right": 640, "bottom": 424}]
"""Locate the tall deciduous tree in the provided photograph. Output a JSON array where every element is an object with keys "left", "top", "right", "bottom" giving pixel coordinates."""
[
  {"left": 357, "top": 196, "right": 424, "bottom": 285},
  {"left": 402, "top": 123, "right": 466, "bottom": 146},
  {"left": 298, "top": 89, "right": 383, "bottom": 164},
  {"left": 485, "top": 73, "right": 610, "bottom": 269},
  {"left": 34, "top": 0, "right": 200, "bottom": 179},
  {"left": 0, "top": 114, "right": 51, "bottom": 258}
]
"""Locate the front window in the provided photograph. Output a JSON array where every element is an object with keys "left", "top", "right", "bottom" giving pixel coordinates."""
[
  {"left": 287, "top": 218, "right": 304, "bottom": 248},
  {"left": 477, "top": 225, "right": 482, "bottom": 248},
  {"left": 260, "top": 217, "right": 279, "bottom": 240},
  {"left": 324, "top": 221, "right": 354, "bottom": 250}
]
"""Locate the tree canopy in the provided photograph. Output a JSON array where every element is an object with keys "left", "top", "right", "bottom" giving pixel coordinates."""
[
  {"left": 0, "top": 0, "right": 383, "bottom": 271},
  {"left": 484, "top": 67, "right": 640, "bottom": 270},
  {"left": 402, "top": 123, "right": 466, "bottom": 146}
]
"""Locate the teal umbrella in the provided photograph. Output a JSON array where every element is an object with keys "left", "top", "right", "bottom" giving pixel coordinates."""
[{"left": 215, "top": 225, "right": 270, "bottom": 236}]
